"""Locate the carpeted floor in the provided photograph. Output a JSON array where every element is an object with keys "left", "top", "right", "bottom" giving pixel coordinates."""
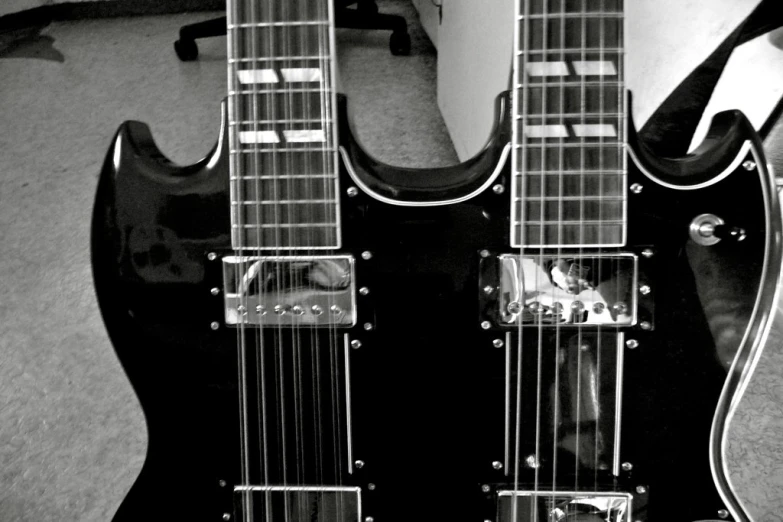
[{"left": 1, "top": 1, "right": 782, "bottom": 521}]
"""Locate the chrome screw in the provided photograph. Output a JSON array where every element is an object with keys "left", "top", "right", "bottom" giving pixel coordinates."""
[
  {"left": 480, "top": 321, "right": 492, "bottom": 330},
  {"left": 311, "top": 305, "right": 323, "bottom": 316},
  {"left": 717, "top": 509, "right": 729, "bottom": 519},
  {"left": 292, "top": 305, "right": 305, "bottom": 315},
  {"left": 274, "top": 305, "right": 286, "bottom": 315},
  {"left": 484, "top": 285, "right": 494, "bottom": 294},
  {"left": 525, "top": 455, "right": 540, "bottom": 468},
  {"left": 613, "top": 302, "right": 628, "bottom": 315},
  {"left": 580, "top": 343, "right": 590, "bottom": 351},
  {"left": 355, "top": 460, "right": 365, "bottom": 469},
  {"left": 219, "top": 480, "right": 227, "bottom": 487},
  {"left": 481, "top": 484, "right": 491, "bottom": 493},
  {"left": 480, "top": 249, "right": 491, "bottom": 258},
  {"left": 365, "top": 517, "right": 374, "bottom": 522},
  {"left": 210, "top": 321, "right": 220, "bottom": 330},
  {"left": 635, "top": 485, "right": 647, "bottom": 495},
  {"left": 236, "top": 305, "right": 246, "bottom": 314},
  {"left": 492, "top": 339, "right": 504, "bottom": 348},
  {"left": 640, "top": 321, "right": 652, "bottom": 330},
  {"left": 223, "top": 514, "right": 231, "bottom": 521},
  {"left": 621, "top": 462, "right": 633, "bottom": 471},
  {"left": 359, "top": 287, "right": 370, "bottom": 296},
  {"left": 330, "top": 305, "right": 342, "bottom": 315},
  {"left": 742, "top": 160, "right": 756, "bottom": 171},
  {"left": 625, "top": 339, "right": 639, "bottom": 349},
  {"left": 641, "top": 248, "right": 654, "bottom": 258},
  {"left": 256, "top": 305, "right": 266, "bottom": 315},
  {"left": 347, "top": 186, "right": 359, "bottom": 197},
  {"left": 363, "top": 322, "right": 374, "bottom": 331},
  {"left": 350, "top": 340, "right": 362, "bottom": 349},
  {"left": 367, "top": 483, "right": 376, "bottom": 491},
  {"left": 492, "top": 184, "right": 505, "bottom": 194},
  {"left": 639, "top": 285, "right": 651, "bottom": 295},
  {"left": 592, "top": 302, "right": 606, "bottom": 313},
  {"left": 630, "top": 183, "right": 643, "bottom": 194},
  {"left": 492, "top": 461, "right": 503, "bottom": 470},
  {"left": 210, "top": 287, "right": 220, "bottom": 296},
  {"left": 207, "top": 252, "right": 218, "bottom": 261},
  {"left": 570, "top": 300, "right": 585, "bottom": 312},
  {"left": 507, "top": 301, "right": 521, "bottom": 314},
  {"left": 361, "top": 251, "right": 373, "bottom": 260}
]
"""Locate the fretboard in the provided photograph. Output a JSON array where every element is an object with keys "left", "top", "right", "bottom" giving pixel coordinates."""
[
  {"left": 511, "top": 0, "right": 626, "bottom": 248},
  {"left": 227, "top": 0, "right": 340, "bottom": 250}
]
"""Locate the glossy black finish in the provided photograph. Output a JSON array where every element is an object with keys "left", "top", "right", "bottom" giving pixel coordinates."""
[{"left": 93, "top": 94, "right": 770, "bottom": 521}]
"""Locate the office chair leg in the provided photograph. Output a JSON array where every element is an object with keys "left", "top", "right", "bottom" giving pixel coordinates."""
[{"left": 174, "top": 17, "right": 228, "bottom": 61}]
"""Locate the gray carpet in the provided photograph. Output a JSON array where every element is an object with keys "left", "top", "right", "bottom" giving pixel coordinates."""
[{"left": 0, "top": 1, "right": 782, "bottom": 521}]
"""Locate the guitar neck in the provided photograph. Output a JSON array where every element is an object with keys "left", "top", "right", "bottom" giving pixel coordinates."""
[
  {"left": 226, "top": 0, "right": 341, "bottom": 251},
  {"left": 511, "top": 0, "right": 627, "bottom": 248}
]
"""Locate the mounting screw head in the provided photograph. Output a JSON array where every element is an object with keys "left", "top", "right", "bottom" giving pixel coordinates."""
[
  {"left": 480, "top": 249, "right": 491, "bottom": 258},
  {"left": 359, "top": 287, "right": 370, "bottom": 296},
  {"left": 640, "top": 321, "right": 652, "bottom": 330},
  {"left": 207, "top": 252, "right": 218, "bottom": 261},
  {"left": 625, "top": 339, "right": 639, "bottom": 349},
  {"left": 717, "top": 509, "right": 729, "bottom": 519},
  {"left": 350, "top": 339, "right": 362, "bottom": 349},
  {"left": 492, "top": 339, "right": 504, "bottom": 348},
  {"left": 507, "top": 301, "right": 522, "bottom": 314},
  {"left": 223, "top": 514, "right": 231, "bottom": 521},
  {"left": 593, "top": 302, "right": 606, "bottom": 314},
  {"left": 365, "top": 517, "right": 374, "bottom": 522},
  {"left": 492, "top": 461, "right": 503, "bottom": 470},
  {"left": 481, "top": 484, "right": 491, "bottom": 493},
  {"left": 492, "top": 183, "right": 505, "bottom": 194},
  {"left": 621, "top": 462, "right": 633, "bottom": 471},
  {"left": 525, "top": 455, "right": 540, "bottom": 468},
  {"left": 355, "top": 460, "right": 365, "bottom": 469},
  {"left": 367, "top": 483, "right": 376, "bottom": 491},
  {"left": 639, "top": 284, "right": 651, "bottom": 295},
  {"left": 630, "top": 183, "right": 643, "bottom": 194},
  {"left": 210, "top": 321, "right": 220, "bottom": 330},
  {"left": 484, "top": 285, "right": 494, "bottom": 295},
  {"left": 361, "top": 251, "right": 373, "bottom": 260},
  {"left": 742, "top": 160, "right": 756, "bottom": 171},
  {"left": 347, "top": 186, "right": 359, "bottom": 197},
  {"left": 480, "top": 321, "right": 492, "bottom": 330},
  {"left": 363, "top": 322, "right": 374, "bottom": 331},
  {"left": 219, "top": 479, "right": 227, "bottom": 487},
  {"left": 211, "top": 287, "right": 220, "bottom": 296},
  {"left": 641, "top": 248, "right": 654, "bottom": 258},
  {"left": 635, "top": 485, "right": 647, "bottom": 495}
]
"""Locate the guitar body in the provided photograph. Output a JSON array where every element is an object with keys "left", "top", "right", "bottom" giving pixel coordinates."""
[{"left": 93, "top": 86, "right": 781, "bottom": 522}]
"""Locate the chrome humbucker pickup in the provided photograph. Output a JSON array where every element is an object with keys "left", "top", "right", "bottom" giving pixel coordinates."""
[
  {"left": 222, "top": 255, "right": 356, "bottom": 327},
  {"left": 497, "top": 490, "right": 632, "bottom": 522},
  {"left": 233, "top": 485, "right": 362, "bottom": 522},
  {"left": 481, "top": 253, "right": 640, "bottom": 327}
]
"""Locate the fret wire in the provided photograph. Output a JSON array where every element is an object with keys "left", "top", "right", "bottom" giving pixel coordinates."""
[
  {"left": 516, "top": 113, "right": 623, "bottom": 119},
  {"left": 518, "top": 13, "right": 624, "bottom": 19},
  {"left": 229, "top": 119, "right": 332, "bottom": 125},
  {"left": 233, "top": 223, "right": 338, "bottom": 228},
  {"left": 229, "top": 56, "right": 331, "bottom": 62},
  {"left": 234, "top": 200, "right": 337, "bottom": 204},
  {"left": 523, "top": 48, "right": 623, "bottom": 54},
  {"left": 229, "top": 88, "right": 331, "bottom": 95},
  {"left": 231, "top": 148, "right": 336, "bottom": 153},
  {"left": 518, "top": 196, "right": 625, "bottom": 201},
  {"left": 231, "top": 175, "right": 337, "bottom": 180},
  {"left": 514, "top": 171, "right": 625, "bottom": 175},
  {"left": 518, "top": 220, "right": 625, "bottom": 225},
  {"left": 227, "top": 21, "right": 329, "bottom": 28}
]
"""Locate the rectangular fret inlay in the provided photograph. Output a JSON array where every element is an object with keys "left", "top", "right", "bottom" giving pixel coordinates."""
[
  {"left": 572, "top": 60, "right": 617, "bottom": 76},
  {"left": 283, "top": 129, "right": 326, "bottom": 143},
  {"left": 511, "top": 0, "right": 626, "bottom": 248},
  {"left": 237, "top": 69, "right": 279, "bottom": 84},
  {"left": 526, "top": 61, "right": 569, "bottom": 76},
  {"left": 281, "top": 67, "right": 323, "bottom": 82},
  {"left": 239, "top": 130, "right": 280, "bottom": 144}
]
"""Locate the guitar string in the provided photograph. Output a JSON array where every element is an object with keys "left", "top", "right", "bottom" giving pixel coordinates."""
[
  {"left": 595, "top": 0, "right": 606, "bottom": 490},
  {"left": 512, "top": 0, "right": 527, "bottom": 520}
]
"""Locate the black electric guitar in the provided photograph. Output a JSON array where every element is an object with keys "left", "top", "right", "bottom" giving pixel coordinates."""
[{"left": 92, "top": 1, "right": 782, "bottom": 521}]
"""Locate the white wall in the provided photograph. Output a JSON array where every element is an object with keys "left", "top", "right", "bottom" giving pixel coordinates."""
[
  {"left": 411, "top": 0, "right": 440, "bottom": 48},
  {"left": 434, "top": 0, "right": 783, "bottom": 161},
  {"left": 1, "top": 0, "right": 114, "bottom": 18}
]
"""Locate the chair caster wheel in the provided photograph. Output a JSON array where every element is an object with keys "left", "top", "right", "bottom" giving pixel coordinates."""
[
  {"left": 390, "top": 31, "right": 411, "bottom": 56},
  {"left": 174, "top": 38, "right": 199, "bottom": 61}
]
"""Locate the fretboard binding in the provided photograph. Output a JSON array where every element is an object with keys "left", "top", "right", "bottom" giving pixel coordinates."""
[
  {"left": 229, "top": 88, "right": 330, "bottom": 95},
  {"left": 227, "top": 21, "right": 329, "bottom": 28},
  {"left": 230, "top": 148, "right": 336, "bottom": 154},
  {"left": 518, "top": 13, "right": 624, "bottom": 19},
  {"left": 229, "top": 56, "right": 331, "bottom": 63},
  {"left": 233, "top": 223, "right": 337, "bottom": 228},
  {"left": 233, "top": 199, "right": 336, "bottom": 205}
]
